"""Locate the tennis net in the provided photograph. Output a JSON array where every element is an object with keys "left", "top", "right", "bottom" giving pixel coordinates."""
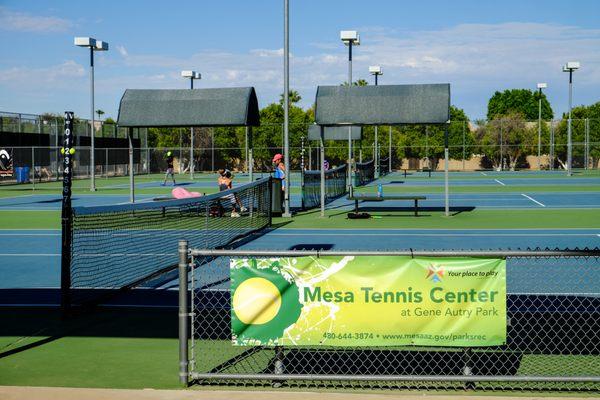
[
  {"left": 355, "top": 159, "right": 375, "bottom": 186},
  {"left": 378, "top": 157, "right": 390, "bottom": 176},
  {"left": 301, "top": 164, "right": 347, "bottom": 210},
  {"left": 63, "top": 177, "right": 272, "bottom": 308}
]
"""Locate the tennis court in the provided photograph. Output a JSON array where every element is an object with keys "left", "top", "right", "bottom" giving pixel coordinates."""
[{"left": 1, "top": 166, "right": 599, "bottom": 394}]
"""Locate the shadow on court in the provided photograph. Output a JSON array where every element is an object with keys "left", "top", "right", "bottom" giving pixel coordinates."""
[
  {"left": 0, "top": 305, "right": 178, "bottom": 359},
  {"left": 328, "top": 206, "right": 476, "bottom": 218}
]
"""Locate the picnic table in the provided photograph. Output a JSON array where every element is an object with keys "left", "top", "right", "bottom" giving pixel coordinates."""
[{"left": 347, "top": 194, "right": 427, "bottom": 218}]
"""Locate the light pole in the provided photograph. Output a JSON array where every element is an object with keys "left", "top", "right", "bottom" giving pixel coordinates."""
[
  {"left": 282, "top": 0, "right": 291, "bottom": 217},
  {"left": 181, "top": 70, "right": 201, "bottom": 179},
  {"left": 341, "top": 30, "right": 360, "bottom": 193},
  {"left": 75, "top": 37, "right": 108, "bottom": 192},
  {"left": 369, "top": 65, "right": 382, "bottom": 177},
  {"left": 536, "top": 83, "right": 547, "bottom": 170},
  {"left": 563, "top": 61, "right": 579, "bottom": 176}
]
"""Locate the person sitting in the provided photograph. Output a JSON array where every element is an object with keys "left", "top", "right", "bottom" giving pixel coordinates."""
[{"left": 217, "top": 169, "right": 247, "bottom": 217}]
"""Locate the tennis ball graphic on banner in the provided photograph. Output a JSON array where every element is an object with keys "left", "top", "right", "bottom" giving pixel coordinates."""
[{"left": 231, "top": 259, "right": 303, "bottom": 345}]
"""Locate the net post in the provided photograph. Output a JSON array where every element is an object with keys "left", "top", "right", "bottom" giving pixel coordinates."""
[
  {"left": 31, "top": 146, "right": 35, "bottom": 190},
  {"left": 320, "top": 126, "right": 325, "bottom": 217},
  {"left": 178, "top": 239, "right": 189, "bottom": 386},
  {"left": 60, "top": 112, "right": 75, "bottom": 316},
  {"left": 268, "top": 177, "right": 273, "bottom": 226}
]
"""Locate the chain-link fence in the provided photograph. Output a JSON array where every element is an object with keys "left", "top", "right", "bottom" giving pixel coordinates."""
[
  {"left": 179, "top": 247, "right": 600, "bottom": 392},
  {"left": 2, "top": 111, "right": 599, "bottom": 186}
]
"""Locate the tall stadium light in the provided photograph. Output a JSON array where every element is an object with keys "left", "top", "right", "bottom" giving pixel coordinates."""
[
  {"left": 182, "top": 70, "right": 201, "bottom": 179},
  {"left": 341, "top": 30, "right": 360, "bottom": 193},
  {"left": 370, "top": 66, "right": 383, "bottom": 177},
  {"left": 369, "top": 65, "right": 383, "bottom": 178},
  {"left": 563, "top": 61, "right": 579, "bottom": 176},
  {"left": 536, "top": 83, "right": 547, "bottom": 170},
  {"left": 75, "top": 37, "right": 109, "bottom": 192}
]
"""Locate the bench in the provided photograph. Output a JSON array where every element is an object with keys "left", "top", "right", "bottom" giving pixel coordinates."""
[{"left": 347, "top": 194, "right": 427, "bottom": 218}]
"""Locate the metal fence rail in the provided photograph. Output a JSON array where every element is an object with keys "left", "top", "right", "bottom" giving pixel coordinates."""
[{"left": 179, "top": 245, "right": 600, "bottom": 391}]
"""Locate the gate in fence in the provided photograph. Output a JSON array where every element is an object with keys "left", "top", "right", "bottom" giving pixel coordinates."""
[{"left": 178, "top": 245, "right": 600, "bottom": 391}]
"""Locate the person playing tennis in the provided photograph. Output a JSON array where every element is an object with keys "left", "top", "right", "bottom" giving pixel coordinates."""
[{"left": 161, "top": 151, "right": 176, "bottom": 186}]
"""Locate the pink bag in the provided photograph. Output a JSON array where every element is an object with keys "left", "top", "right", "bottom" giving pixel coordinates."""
[{"left": 172, "top": 187, "right": 202, "bottom": 199}]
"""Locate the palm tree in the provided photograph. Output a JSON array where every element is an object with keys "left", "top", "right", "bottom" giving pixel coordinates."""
[
  {"left": 279, "top": 90, "right": 302, "bottom": 105},
  {"left": 341, "top": 79, "right": 368, "bottom": 87},
  {"left": 96, "top": 109, "right": 105, "bottom": 120}
]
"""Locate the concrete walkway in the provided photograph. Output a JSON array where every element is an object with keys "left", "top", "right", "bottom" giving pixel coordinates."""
[{"left": 0, "top": 386, "right": 595, "bottom": 400}]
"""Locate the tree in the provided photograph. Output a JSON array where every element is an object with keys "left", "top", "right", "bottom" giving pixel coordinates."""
[
  {"left": 475, "top": 112, "right": 537, "bottom": 170},
  {"left": 279, "top": 90, "right": 302, "bottom": 105},
  {"left": 487, "top": 89, "right": 553, "bottom": 120},
  {"left": 553, "top": 101, "right": 600, "bottom": 169},
  {"left": 341, "top": 79, "right": 368, "bottom": 86},
  {"left": 390, "top": 105, "right": 472, "bottom": 170},
  {"left": 96, "top": 109, "right": 105, "bottom": 120}
]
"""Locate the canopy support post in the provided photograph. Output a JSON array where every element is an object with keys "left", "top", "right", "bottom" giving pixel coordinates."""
[
  {"left": 444, "top": 124, "right": 449, "bottom": 216},
  {"left": 129, "top": 127, "right": 135, "bottom": 203},
  {"left": 320, "top": 126, "right": 325, "bottom": 218},
  {"left": 248, "top": 127, "right": 253, "bottom": 183}
]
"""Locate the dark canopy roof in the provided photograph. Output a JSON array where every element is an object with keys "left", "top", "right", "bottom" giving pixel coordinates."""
[
  {"left": 307, "top": 125, "right": 362, "bottom": 141},
  {"left": 117, "top": 87, "right": 260, "bottom": 127},
  {"left": 315, "top": 84, "right": 450, "bottom": 126}
]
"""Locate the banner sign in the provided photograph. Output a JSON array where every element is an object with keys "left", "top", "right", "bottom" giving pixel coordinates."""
[
  {"left": 231, "top": 256, "right": 506, "bottom": 347},
  {"left": 0, "top": 148, "right": 13, "bottom": 177}
]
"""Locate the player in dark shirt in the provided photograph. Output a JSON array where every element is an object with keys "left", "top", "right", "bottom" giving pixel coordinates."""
[{"left": 161, "top": 151, "right": 176, "bottom": 186}]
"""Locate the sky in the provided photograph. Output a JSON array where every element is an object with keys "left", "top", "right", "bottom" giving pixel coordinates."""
[{"left": 0, "top": 0, "right": 599, "bottom": 121}]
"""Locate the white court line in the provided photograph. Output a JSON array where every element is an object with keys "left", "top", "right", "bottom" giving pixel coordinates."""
[
  {"left": 521, "top": 193, "right": 546, "bottom": 207},
  {"left": 480, "top": 172, "right": 488, "bottom": 176},
  {"left": 0, "top": 194, "right": 36, "bottom": 201},
  {"left": 494, "top": 179, "right": 505, "bottom": 186}
]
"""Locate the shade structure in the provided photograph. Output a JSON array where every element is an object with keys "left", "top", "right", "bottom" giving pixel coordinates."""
[
  {"left": 307, "top": 125, "right": 362, "bottom": 141},
  {"left": 117, "top": 87, "right": 260, "bottom": 127},
  {"left": 314, "top": 84, "right": 450, "bottom": 126}
]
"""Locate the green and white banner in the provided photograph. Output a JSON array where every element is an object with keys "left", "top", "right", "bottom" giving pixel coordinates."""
[{"left": 231, "top": 256, "right": 506, "bottom": 347}]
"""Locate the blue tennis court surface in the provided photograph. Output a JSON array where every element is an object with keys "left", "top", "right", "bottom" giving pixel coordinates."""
[
  {"left": 2, "top": 227, "right": 599, "bottom": 290},
  {"left": 1, "top": 170, "right": 599, "bottom": 307}
]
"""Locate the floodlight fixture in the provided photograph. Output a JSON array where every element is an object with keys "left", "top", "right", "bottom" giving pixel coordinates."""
[
  {"left": 95, "top": 41, "right": 109, "bottom": 51},
  {"left": 75, "top": 37, "right": 96, "bottom": 47},
  {"left": 564, "top": 61, "right": 580, "bottom": 70},
  {"left": 369, "top": 65, "right": 383, "bottom": 75},
  {"left": 340, "top": 30, "right": 360, "bottom": 45},
  {"left": 537, "top": 82, "right": 547, "bottom": 89}
]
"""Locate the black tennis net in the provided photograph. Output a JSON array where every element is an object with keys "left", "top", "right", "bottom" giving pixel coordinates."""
[
  {"left": 355, "top": 159, "right": 375, "bottom": 186},
  {"left": 379, "top": 157, "right": 390, "bottom": 176},
  {"left": 64, "top": 177, "right": 272, "bottom": 308},
  {"left": 301, "top": 164, "right": 347, "bottom": 210}
]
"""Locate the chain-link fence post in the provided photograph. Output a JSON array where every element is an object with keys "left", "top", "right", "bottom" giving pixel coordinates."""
[
  {"left": 462, "top": 121, "right": 466, "bottom": 171},
  {"left": 585, "top": 118, "right": 590, "bottom": 170},
  {"left": 178, "top": 240, "right": 189, "bottom": 386},
  {"left": 550, "top": 120, "right": 555, "bottom": 171}
]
